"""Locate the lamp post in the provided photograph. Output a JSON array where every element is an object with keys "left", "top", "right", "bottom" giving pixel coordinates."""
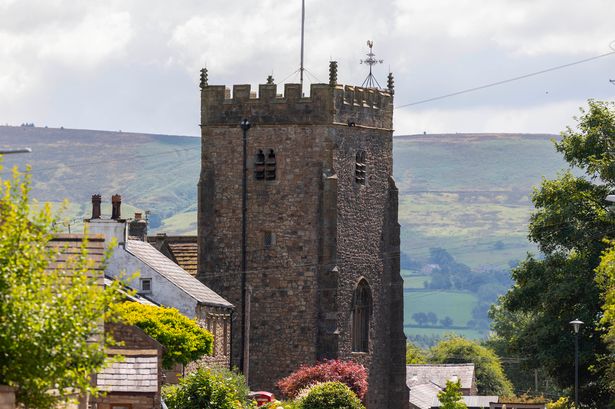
[{"left": 570, "top": 319, "right": 584, "bottom": 407}]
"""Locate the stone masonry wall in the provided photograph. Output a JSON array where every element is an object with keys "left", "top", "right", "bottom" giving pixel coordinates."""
[
  {"left": 198, "top": 122, "right": 327, "bottom": 390},
  {"left": 329, "top": 125, "right": 408, "bottom": 409},
  {"left": 198, "top": 81, "right": 407, "bottom": 407}
]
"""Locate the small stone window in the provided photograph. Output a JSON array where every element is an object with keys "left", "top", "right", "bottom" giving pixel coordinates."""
[
  {"left": 140, "top": 278, "right": 152, "bottom": 293},
  {"left": 351, "top": 279, "right": 371, "bottom": 352},
  {"left": 255, "top": 150, "right": 265, "bottom": 180},
  {"left": 255, "top": 149, "right": 277, "bottom": 180},
  {"left": 355, "top": 150, "right": 366, "bottom": 185},
  {"left": 265, "top": 149, "right": 276, "bottom": 180},
  {"left": 264, "top": 231, "right": 275, "bottom": 248}
]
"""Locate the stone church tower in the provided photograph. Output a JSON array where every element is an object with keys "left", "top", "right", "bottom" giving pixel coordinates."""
[{"left": 197, "top": 63, "right": 408, "bottom": 409}]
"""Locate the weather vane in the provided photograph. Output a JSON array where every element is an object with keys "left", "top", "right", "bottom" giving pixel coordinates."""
[{"left": 360, "top": 40, "right": 384, "bottom": 88}]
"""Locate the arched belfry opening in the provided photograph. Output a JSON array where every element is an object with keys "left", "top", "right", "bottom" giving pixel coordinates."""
[{"left": 352, "top": 279, "right": 372, "bottom": 352}]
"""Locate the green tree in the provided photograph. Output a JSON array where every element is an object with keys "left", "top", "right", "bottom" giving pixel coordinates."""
[
  {"left": 437, "top": 380, "right": 468, "bottom": 409},
  {"left": 0, "top": 165, "right": 124, "bottom": 408},
  {"left": 596, "top": 241, "right": 615, "bottom": 393},
  {"left": 301, "top": 382, "right": 365, "bottom": 409},
  {"left": 112, "top": 301, "right": 213, "bottom": 369},
  {"left": 406, "top": 341, "right": 427, "bottom": 364},
  {"left": 491, "top": 100, "right": 615, "bottom": 406},
  {"left": 162, "top": 367, "right": 249, "bottom": 409},
  {"left": 429, "top": 336, "right": 513, "bottom": 396}
]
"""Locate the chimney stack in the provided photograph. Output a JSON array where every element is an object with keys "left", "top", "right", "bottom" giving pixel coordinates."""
[
  {"left": 128, "top": 212, "right": 148, "bottom": 241},
  {"left": 111, "top": 194, "right": 122, "bottom": 220},
  {"left": 91, "top": 194, "right": 102, "bottom": 219}
]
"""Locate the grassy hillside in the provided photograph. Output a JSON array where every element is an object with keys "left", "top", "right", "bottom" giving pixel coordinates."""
[
  {"left": 394, "top": 133, "right": 566, "bottom": 269},
  {"left": 1, "top": 126, "right": 571, "bottom": 343},
  {"left": 0, "top": 125, "right": 200, "bottom": 234}
]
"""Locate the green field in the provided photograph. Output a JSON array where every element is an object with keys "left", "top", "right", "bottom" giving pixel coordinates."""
[{"left": 2, "top": 127, "right": 573, "bottom": 342}]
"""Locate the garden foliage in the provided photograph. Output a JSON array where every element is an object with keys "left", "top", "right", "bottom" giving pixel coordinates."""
[
  {"left": 113, "top": 301, "right": 213, "bottom": 369},
  {"left": 162, "top": 367, "right": 251, "bottom": 409},
  {"left": 300, "top": 382, "right": 364, "bottom": 409},
  {"left": 277, "top": 360, "right": 368, "bottom": 401},
  {"left": 437, "top": 380, "right": 468, "bottom": 409},
  {"left": 0, "top": 165, "right": 124, "bottom": 409}
]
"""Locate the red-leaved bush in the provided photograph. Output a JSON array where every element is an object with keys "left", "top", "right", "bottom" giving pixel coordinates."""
[{"left": 276, "top": 360, "right": 368, "bottom": 401}]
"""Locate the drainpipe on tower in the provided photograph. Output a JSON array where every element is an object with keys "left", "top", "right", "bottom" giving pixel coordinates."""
[{"left": 240, "top": 118, "right": 251, "bottom": 381}]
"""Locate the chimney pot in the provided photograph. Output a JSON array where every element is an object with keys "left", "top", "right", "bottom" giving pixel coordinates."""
[
  {"left": 111, "top": 194, "right": 122, "bottom": 220},
  {"left": 91, "top": 194, "right": 102, "bottom": 219}
]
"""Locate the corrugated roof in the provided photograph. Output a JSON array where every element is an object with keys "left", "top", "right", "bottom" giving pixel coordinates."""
[
  {"left": 126, "top": 239, "right": 233, "bottom": 309},
  {"left": 407, "top": 364, "right": 475, "bottom": 390}
]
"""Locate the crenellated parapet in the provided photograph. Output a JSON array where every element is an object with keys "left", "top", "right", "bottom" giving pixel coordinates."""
[{"left": 201, "top": 82, "right": 393, "bottom": 129}]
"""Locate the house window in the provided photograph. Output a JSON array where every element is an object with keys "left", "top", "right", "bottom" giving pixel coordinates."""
[
  {"left": 255, "top": 150, "right": 265, "bottom": 180},
  {"left": 264, "top": 231, "right": 275, "bottom": 248},
  {"left": 355, "top": 150, "right": 366, "bottom": 185},
  {"left": 140, "top": 278, "right": 152, "bottom": 293},
  {"left": 351, "top": 279, "right": 371, "bottom": 352}
]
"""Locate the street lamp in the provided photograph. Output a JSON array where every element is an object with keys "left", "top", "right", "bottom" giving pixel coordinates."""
[{"left": 570, "top": 319, "right": 584, "bottom": 407}]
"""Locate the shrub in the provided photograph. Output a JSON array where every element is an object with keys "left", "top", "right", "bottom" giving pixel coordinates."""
[
  {"left": 162, "top": 367, "right": 249, "bottom": 409},
  {"left": 113, "top": 301, "right": 213, "bottom": 369},
  {"left": 301, "top": 382, "right": 364, "bottom": 409},
  {"left": 277, "top": 360, "right": 367, "bottom": 401}
]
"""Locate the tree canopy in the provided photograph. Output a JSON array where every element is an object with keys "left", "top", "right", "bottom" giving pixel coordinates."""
[
  {"left": 429, "top": 336, "right": 513, "bottom": 396},
  {"left": 113, "top": 301, "right": 213, "bottom": 369},
  {"left": 0, "top": 165, "right": 124, "bottom": 409},
  {"left": 491, "top": 100, "right": 615, "bottom": 406},
  {"left": 437, "top": 380, "right": 468, "bottom": 409}
]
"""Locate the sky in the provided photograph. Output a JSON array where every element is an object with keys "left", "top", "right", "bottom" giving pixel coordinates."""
[{"left": 0, "top": 0, "right": 614, "bottom": 137}]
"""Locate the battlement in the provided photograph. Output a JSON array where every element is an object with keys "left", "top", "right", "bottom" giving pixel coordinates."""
[{"left": 201, "top": 83, "right": 393, "bottom": 129}]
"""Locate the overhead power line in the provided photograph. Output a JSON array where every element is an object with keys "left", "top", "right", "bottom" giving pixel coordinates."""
[{"left": 395, "top": 49, "right": 615, "bottom": 109}]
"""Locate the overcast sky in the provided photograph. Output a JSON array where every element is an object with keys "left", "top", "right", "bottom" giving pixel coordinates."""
[{"left": 0, "top": 0, "right": 614, "bottom": 136}]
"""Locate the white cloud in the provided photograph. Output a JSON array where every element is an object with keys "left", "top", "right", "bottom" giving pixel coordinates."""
[
  {"left": 37, "top": 11, "right": 133, "bottom": 67},
  {"left": 394, "top": 99, "right": 587, "bottom": 136}
]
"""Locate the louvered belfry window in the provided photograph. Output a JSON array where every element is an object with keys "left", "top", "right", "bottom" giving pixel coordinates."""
[
  {"left": 255, "top": 149, "right": 276, "bottom": 180},
  {"left": 255, "top": 149, "right": 265, "bottom": 180},
  {"left": 352, "top": 279, "right": 371, "bottom": 352},
  {"left": 265, "top": 149, "right": 276, "bottom": 180},
  {"left": 355, "top": 150, "right": 366, "bottom": 184}
]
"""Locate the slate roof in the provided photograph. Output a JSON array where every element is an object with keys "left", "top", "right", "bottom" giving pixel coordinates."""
[
  {"left": 409, "top": 383, "right": 441, "bottom": 409},
  {"left": 103, "top": 276, "right": 159, "bottom": 306},
  {"left": 147, "top": 235, "right": 198, "bottom": 276},
  {"left": 406, "top": 364, "right": 475, "bottom": 390},
  {"left": 458, "top": 395, "right": 499, "bottom": 408},
  {"left": 46, "top": 234, "right": 106, "bottom": 275},
  {"left": 126, "top": 239, "right": 233, "bottom": 309}
]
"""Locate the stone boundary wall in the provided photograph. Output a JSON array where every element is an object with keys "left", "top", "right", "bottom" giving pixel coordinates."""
[{"left": 0, "top": 386, "right": 15, "bottom": 409}]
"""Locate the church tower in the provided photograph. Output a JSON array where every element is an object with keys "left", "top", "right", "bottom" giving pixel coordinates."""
[{"left": 197, "top": 63, "right": 408, "bottom": 409}]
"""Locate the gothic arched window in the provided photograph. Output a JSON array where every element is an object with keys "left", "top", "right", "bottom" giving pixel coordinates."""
[
  {"left": 355, "top": 150, "right": 366, "bottom": 185},
  {"left": 352, "top": 279, "right": 371, "bottom": 352}
]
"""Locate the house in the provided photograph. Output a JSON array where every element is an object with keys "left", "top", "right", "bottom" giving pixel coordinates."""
[
  {"left": 407, "top": 364, "right": 496, "bottom": 409},
  {"left": 407, "top": 364, "right": 477, "bottom": 395},
  {"left": 85, "top": 194, "right": 234, "bottom": 369},
  {"left": 47, "top": 234, "right": 165, "bottom": 409},
  {"left": 148, "top": 233, "right": 198, "bottom": 277}
]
